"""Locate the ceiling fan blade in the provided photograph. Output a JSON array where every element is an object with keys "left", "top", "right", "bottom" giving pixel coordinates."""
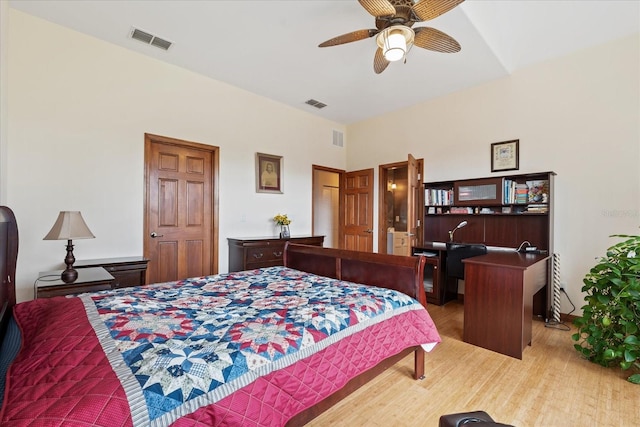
[
  {"left": 319, "top": 29, "right": 379, "bottom": 47},
  {"left": 374, "top": 48, "right": 390, "bottom": 74},
  {"left": 412, "top": 0, "right": 464, "bottom": 22},
  {"left": 414, "top": 27, "right": 461, "bottom": 53},
  {"left": 359, "top": 0, "right": 396, "bottom": 17}
]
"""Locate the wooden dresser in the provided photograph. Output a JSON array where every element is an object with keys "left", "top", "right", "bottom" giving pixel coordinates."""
[{"left": 228, "top": 236, "right": 324, "bottom": 272}]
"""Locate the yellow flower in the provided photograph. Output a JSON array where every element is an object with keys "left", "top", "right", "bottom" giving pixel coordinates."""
[{"left": 273, "top": 214, "right": 291, "bottom": 225}]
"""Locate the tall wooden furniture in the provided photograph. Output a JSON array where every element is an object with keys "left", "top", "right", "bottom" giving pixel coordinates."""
[
  {"left": 463, "top": 252, "right": 549, "bottom": 359},
  {"left": 424, "top": 171, "right": 555, "bottom": 316},
  {"left": 75, "top": 256, "right": 149, "bottom": 289},
  {"left": 228, "top": 236, "right": 324, "bottom": 272}
]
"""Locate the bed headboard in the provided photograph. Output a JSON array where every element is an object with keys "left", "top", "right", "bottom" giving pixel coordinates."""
[
  {"left": 283, "top": 243, "right": 427, "bottom": 308},
  {"left": 0, "top": 206, "right": 18, "bottom": 340}
]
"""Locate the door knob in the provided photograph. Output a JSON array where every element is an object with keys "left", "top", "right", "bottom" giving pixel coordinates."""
[
  {"left": 150, "top": 232, "right": 164, "bottom": 238},
  {"left": 365, "top": 229, "right": 373, "bottom": 233}
]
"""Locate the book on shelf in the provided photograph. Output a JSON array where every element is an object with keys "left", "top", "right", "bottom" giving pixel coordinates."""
[
  {"left": 450, "top": 207, "right": 473, "bottom": 214},
  {"left": 526, "top": 203, "right": 548, "bottom": 213},
  {"left": 425, "top": 188, "right": 453, "bottom": 206}
]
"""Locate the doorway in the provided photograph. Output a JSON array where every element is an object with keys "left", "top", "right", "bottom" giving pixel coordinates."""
[
  {"left": 143, "top": 133, "right": 219, "bottom": 284},
  {"left": 378, "top": 155, "right": 423, "bottom": 255},
  {"left": 312, "top": 166, "right": 341, "bottom": 248},
  {"left": 312, "top": 165, "right": 374, "bottom": 252}
]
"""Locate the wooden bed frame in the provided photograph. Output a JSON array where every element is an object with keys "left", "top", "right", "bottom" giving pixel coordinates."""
[
  {"left": 283, "top": 242, "right": 427, "bottom": 425},
  {"left": 0, "top": 206, "right": 428, "bottom": 425},
  {"left": 0, "top": 207, "right": 18, "bottom": 344}
]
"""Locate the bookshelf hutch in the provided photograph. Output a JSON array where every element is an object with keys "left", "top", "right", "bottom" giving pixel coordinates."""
[{"left": 414, "top": 171, "right": 555, "bottom": 312}]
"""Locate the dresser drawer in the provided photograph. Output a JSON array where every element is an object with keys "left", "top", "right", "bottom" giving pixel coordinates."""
[{"left": 246, "top": 246, "right": 285, "bottom": 264}]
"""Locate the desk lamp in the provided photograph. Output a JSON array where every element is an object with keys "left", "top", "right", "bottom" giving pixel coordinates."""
[
  {"left": 43, "top": 211, "right": 95, "bottom": 283},
  {"left": 448, "top": 220, "right": 468, "bottom": 242}
]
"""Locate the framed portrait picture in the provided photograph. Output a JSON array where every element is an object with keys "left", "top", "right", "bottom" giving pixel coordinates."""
[
  {"left": 256, "top": 152, "right": 283, "bottom": 193},
  {"left": 491, "top": 140, "right": 519, "bottom": 172}
]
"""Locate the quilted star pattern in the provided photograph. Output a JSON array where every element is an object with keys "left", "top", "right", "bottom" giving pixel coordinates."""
[{"left": 2, "top": 267, "right": 441, "bottom": 426}]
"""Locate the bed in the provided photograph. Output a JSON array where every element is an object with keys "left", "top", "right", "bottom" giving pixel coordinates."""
[{"left": 0, "top": 206, "right": 440, "bottom": 426}]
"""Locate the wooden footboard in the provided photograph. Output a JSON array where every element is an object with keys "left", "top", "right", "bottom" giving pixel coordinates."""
[{"left": 283, "top": 243, "right": 427, "bottom": 426}]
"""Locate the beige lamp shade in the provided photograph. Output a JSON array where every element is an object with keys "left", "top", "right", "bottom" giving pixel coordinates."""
[{"left": 43, "top": 211, "right": 95, "bottom": 240}]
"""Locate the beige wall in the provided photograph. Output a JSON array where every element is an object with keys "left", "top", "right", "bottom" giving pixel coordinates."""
[
  {"left": 347, "top": 34, "right": 640, "bottom": 314},
  {"left": 4, "top": 9, "right": 639, "bottom": 314},
  {"left": 5, "top": 10, "right": 346, "bottom": 302}
]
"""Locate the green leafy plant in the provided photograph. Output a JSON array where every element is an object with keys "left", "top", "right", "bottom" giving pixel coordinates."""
[{"left": 572, "top": 233, "right": 640, "bottom": 384}]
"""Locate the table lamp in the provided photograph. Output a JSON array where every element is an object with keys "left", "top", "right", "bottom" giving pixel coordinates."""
[
  {"left": 43, "top": 211, "right": 95, "bottom": 283},
  {"left": 448, "top": 220, "right": 468, "bottom": 242}
]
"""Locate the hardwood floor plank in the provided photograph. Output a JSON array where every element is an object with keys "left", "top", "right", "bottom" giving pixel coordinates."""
[{"left": 305, "top": 301, "right": 640, "bottom": 426}]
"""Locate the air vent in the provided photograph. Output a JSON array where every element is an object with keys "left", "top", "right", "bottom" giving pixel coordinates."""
[
  {"left": 130, "top": 27, "right": 172, "bottom": 51},
  {"left": 333, "top": 130, "right": 344, "bottom": 148},
  {"left": 305, "top": 99, "right": 327, "bottom": 109}
]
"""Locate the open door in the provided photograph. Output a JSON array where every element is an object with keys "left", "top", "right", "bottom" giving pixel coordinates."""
[
  {"left": 378, "top": 154, "right": 423, "bottom": 255},
  {"left": 407, "top": 154, "right": 421, "bottom": 253}
]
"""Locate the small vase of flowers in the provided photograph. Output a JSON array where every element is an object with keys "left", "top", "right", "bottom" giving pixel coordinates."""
[{"left": 273, "top": 213, "right": 291, "bottom": 238}]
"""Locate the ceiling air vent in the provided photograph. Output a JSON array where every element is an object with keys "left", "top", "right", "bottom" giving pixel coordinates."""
[
  {"left": 130, "top": 27, "right": 172, "bottom": 51},
  {"left": 305, "top": 99, "right": 327, "bottom": 109}
]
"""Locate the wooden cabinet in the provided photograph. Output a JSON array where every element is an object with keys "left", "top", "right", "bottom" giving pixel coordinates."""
[
  {"left": 411, "top": 245, "right": 444, "bottom": 305},
  {"left": 228, "top": 236, "right": 325, "bottom": 272},
  {"left": 75, "top": 256, "right": 149, "bottom": 289},
  {"left": 36, "top": 267, "right": 114, "bottom": 298},
  {"left": 463, "top": 252, "right": 549, "bottom": 359},
  {"left": 424, "top": 172, "right": 555, "bottom": 251}
]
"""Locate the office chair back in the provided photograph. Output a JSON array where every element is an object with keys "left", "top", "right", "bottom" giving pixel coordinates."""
[{"left": 446, "top": 242, "right": 488, "bottom": 280}]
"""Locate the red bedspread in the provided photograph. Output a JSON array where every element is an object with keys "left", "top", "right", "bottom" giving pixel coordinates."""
[{"left": 2, "top": 269, "right": 440, "bottom": 426}]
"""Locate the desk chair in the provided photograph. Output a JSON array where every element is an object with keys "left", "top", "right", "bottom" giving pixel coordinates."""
[{"left": 444, "top": 242, "right": 487, "bottom": 304}]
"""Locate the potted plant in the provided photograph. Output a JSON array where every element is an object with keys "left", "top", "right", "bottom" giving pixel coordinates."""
[{"left": 572, "top": 233, "right": 640, "bottom": 384}]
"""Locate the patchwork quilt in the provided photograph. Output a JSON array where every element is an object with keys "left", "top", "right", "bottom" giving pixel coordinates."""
[{"left": 2, "top": 267, "right": 441, "bottom": 426}]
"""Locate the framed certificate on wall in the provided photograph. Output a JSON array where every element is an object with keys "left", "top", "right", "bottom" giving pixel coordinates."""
[{"left": 491, "top": 140, "right": 519, "bottom": 172}]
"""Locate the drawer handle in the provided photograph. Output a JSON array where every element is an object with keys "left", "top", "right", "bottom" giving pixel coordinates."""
[
  {"left": 252, "top": 253, "right": 264, "bottom": 259},
  {"left": 273, "top": 251, "right": 283, "bottom": 257}
]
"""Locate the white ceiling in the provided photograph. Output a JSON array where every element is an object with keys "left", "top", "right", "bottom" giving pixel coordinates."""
[{"left": 9, "top": 0, "right": 640, "bottom": 124}]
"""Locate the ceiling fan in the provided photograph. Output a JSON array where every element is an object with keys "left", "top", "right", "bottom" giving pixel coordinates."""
[{"left": 319, "top": 0, "right": 464, "bottom": 74}]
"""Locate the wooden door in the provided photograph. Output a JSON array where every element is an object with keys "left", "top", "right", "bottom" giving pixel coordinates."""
[
  {"left": 406, "top": 154, "right": 420, "bottom": 254},
  {"left": 144, "top": 134, "right": 219, "bottom": 284},
  {"left": 342, "top": 168, "right": 374, "bottom": 252}
]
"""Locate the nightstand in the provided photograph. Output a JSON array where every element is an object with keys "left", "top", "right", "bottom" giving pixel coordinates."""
[
  {"left": 36, "top": 267, "right": 115, "bottom": 298},
  {"left": 75, "top": 256, "right": 149, "bottom": 289}
]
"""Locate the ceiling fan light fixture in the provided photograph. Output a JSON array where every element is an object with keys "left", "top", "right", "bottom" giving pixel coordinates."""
[{"left": 376, "top": 26, "right": 415, "bottom": 62}]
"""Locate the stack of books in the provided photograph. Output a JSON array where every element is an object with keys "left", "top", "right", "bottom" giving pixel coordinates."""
[
  {"left": 526, "top": 204, "right": 549, "bottom": 213},
  {"left": 515, "top": 184, "right": 529, "bottom": 204}
]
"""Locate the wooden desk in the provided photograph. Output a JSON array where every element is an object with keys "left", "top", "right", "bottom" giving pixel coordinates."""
[
  {"left": 462, "top": 252, "right": 549, "bottom": 359},
  {"left": 36, "top": 267, "right": 115, "bottom": 298}
]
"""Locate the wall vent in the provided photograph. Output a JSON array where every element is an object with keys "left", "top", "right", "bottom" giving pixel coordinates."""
[
  {"left": 130, "top": 27, "right": 173, "bottom": 51},
  {"left": 305, "top": 99, "right": 327, "bottom": 109},
  {"left": 332, "top": 130, "right": 344, "bottom": 148}
]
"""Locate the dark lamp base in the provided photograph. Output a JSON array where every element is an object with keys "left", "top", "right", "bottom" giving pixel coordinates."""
[{"left": 61, "top": 267, "right": 78, "bottom": 284}]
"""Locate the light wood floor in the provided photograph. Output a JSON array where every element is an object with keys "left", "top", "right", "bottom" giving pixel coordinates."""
[{"left": 306, "top": 301, "right": 639, "bottom": 427}]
